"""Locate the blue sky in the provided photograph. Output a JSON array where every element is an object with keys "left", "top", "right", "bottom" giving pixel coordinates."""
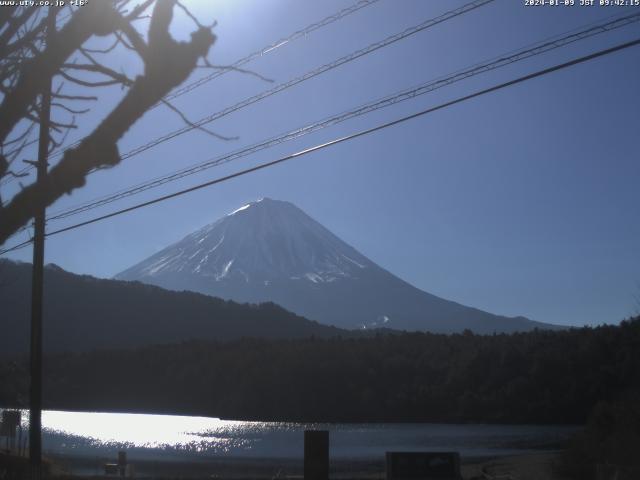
[{"left": 2, "top": 0, "right": 639, "bottom": 327}]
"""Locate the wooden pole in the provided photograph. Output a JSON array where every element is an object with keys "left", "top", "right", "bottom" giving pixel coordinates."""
[{"left": 29, "top": 6, "right": 55, "bottom": 478}]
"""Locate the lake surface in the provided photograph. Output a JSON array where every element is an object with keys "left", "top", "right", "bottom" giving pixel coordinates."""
[{"left": 12, "top": 410, "right": 579, "bottom": 462}]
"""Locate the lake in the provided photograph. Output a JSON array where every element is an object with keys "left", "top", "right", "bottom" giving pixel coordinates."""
[{"left": 9, "top": 410, "right": 579, "bottom": 464}]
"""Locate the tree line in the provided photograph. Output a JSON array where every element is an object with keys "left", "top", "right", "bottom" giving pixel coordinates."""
[{"left": 2, "top": 316, "right": 639, "bottom": 424}]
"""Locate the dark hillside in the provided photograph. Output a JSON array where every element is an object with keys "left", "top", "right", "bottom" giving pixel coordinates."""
[{"left": 0, "top": 259, "right": 347, "bottom": 355}]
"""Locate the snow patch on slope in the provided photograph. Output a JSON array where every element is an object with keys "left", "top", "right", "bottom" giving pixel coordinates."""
[
  {"left": 228, "top": 204, "right": 251, "bottom": 215},
  {"left": 216, "top": 259, "right": 234, "bottom": 281},
  {"left": 118, "top": 198, "right": 373, "bottom": 286}
]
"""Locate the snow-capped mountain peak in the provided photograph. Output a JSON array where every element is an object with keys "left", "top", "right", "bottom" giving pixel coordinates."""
[
  {"left": 118, "top": 198, "right": 370, "bottom": 285},
  {"left": 116, "top": 198, "right": 554, "bottom": 334}
]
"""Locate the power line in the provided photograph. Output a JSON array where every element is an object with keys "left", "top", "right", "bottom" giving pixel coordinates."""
[
  {"left": 39, "top": 0, "right": 496, "bottom": 220},
  {"left": 110, "top": 0, "right": 494, "bottom": 163},
  {"left": 0, "top": 0, "right": 382, "bottom": 187},
  {"left": 44, "top": 10, "right": 640, "bottom": 223},
  {"left": 2, "top": 35, "right": 637, "bottom": 256},
  {"left": 1, "top": 0, "right": 493, "bottom": 246},
  {"left": 0, "top": 238, "right": 32, "bottom": 256},
  {"left": 1, "top": 0, "right": 491, "bottom": 189},
  {"left": 163, "top": 0, "right": 382, "bottom": 103}
]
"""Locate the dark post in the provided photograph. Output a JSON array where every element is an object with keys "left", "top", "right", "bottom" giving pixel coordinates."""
[
  {"left": 118, "top": 450, "right": 127, "bottom": 477},
  {"left": 304, "top": 430, "right": 329, "bottom": 480},
  {"left": 29, "top": 6, "right": 55, "bottom": 477}
]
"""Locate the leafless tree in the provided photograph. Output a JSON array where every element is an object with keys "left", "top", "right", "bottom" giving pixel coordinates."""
[{"left": 0, "top": 0, "right": 218, "bottom": 245}]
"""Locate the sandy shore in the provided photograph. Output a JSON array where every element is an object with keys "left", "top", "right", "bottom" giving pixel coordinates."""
[
  {"left": 40, "top": 451, "right": 572, "bottom": 479},
  {"left": 461, "top": 452, "right": 572, "bottom": 480}
]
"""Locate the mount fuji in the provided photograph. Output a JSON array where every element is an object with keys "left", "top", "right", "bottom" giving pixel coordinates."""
[{"left": 116, "top": 198, "right": 555, "bottom": 333}]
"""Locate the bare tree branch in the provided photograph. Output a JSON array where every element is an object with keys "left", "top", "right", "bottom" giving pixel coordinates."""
[
  {"left": 1, "top": 15, "right": 47, "bottom": 59},
  {"left": 0, "top": 1, "right": 123, "bottom": 144},
  {"left": 160, "top": 99, "right": 237, "bottom": 141},
  {"left": 0, "top": 8, "right": 37, "bottom": 51},
  {"left": 118, "top": 18, "right": 148, "bottom": 57},
  {"left": 199, "top": 57, "right": 274, "bottom": 83},
  {"left": 176, "top": 0, "right": 205, "bottom": 29},
  {"left": 51, "top": 103, "right": 91, "bottom": 115},
  {"left": 81, "top": 36, "right": 120, "bottom": 54},
  {"left": 58, "top": 69, "right": 124, "bottom": 88},
  {"left": 51, "top": 92, "right": 98, "bottom": 101},
  {"left": 0, "top": 0, "right": 216, "bottom": 244},
  {"left": 125, "top": 0, "right": 157, "bottom": 21},
  {"left": 61, "top": 63, "right": 134, "bottom": 86}
]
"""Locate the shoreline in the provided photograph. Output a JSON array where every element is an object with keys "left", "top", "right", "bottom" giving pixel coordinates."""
[
  {"left": 3, "top": 448, "right": 573, "bottom": 479},
  {"left": 41, "top": 451, "right": 568, "bottom": 479}
]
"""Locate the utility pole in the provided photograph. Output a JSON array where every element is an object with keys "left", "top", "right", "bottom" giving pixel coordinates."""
[{"left": 29, "top": 6, "right": 56, "bottom": 478}]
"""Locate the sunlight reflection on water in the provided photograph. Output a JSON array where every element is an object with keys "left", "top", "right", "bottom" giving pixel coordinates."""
[
  {"left": 13, "top": 410, "right": 581, "bottom": 460},
  {"left": 43, "top": 410, "right": 245, "bottom": 448}
]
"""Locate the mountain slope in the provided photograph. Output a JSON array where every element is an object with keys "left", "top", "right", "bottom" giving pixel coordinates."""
[
  {"left": 116, "top": 198, "right": 557, "bottom": 334},
  {"left": 0, "top": 259, "right": 347, "bottom": 355}
]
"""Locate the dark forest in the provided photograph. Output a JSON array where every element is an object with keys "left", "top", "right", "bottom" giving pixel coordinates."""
[{"left": 2, "top": 316, "right": 638, "bottom": 424}]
